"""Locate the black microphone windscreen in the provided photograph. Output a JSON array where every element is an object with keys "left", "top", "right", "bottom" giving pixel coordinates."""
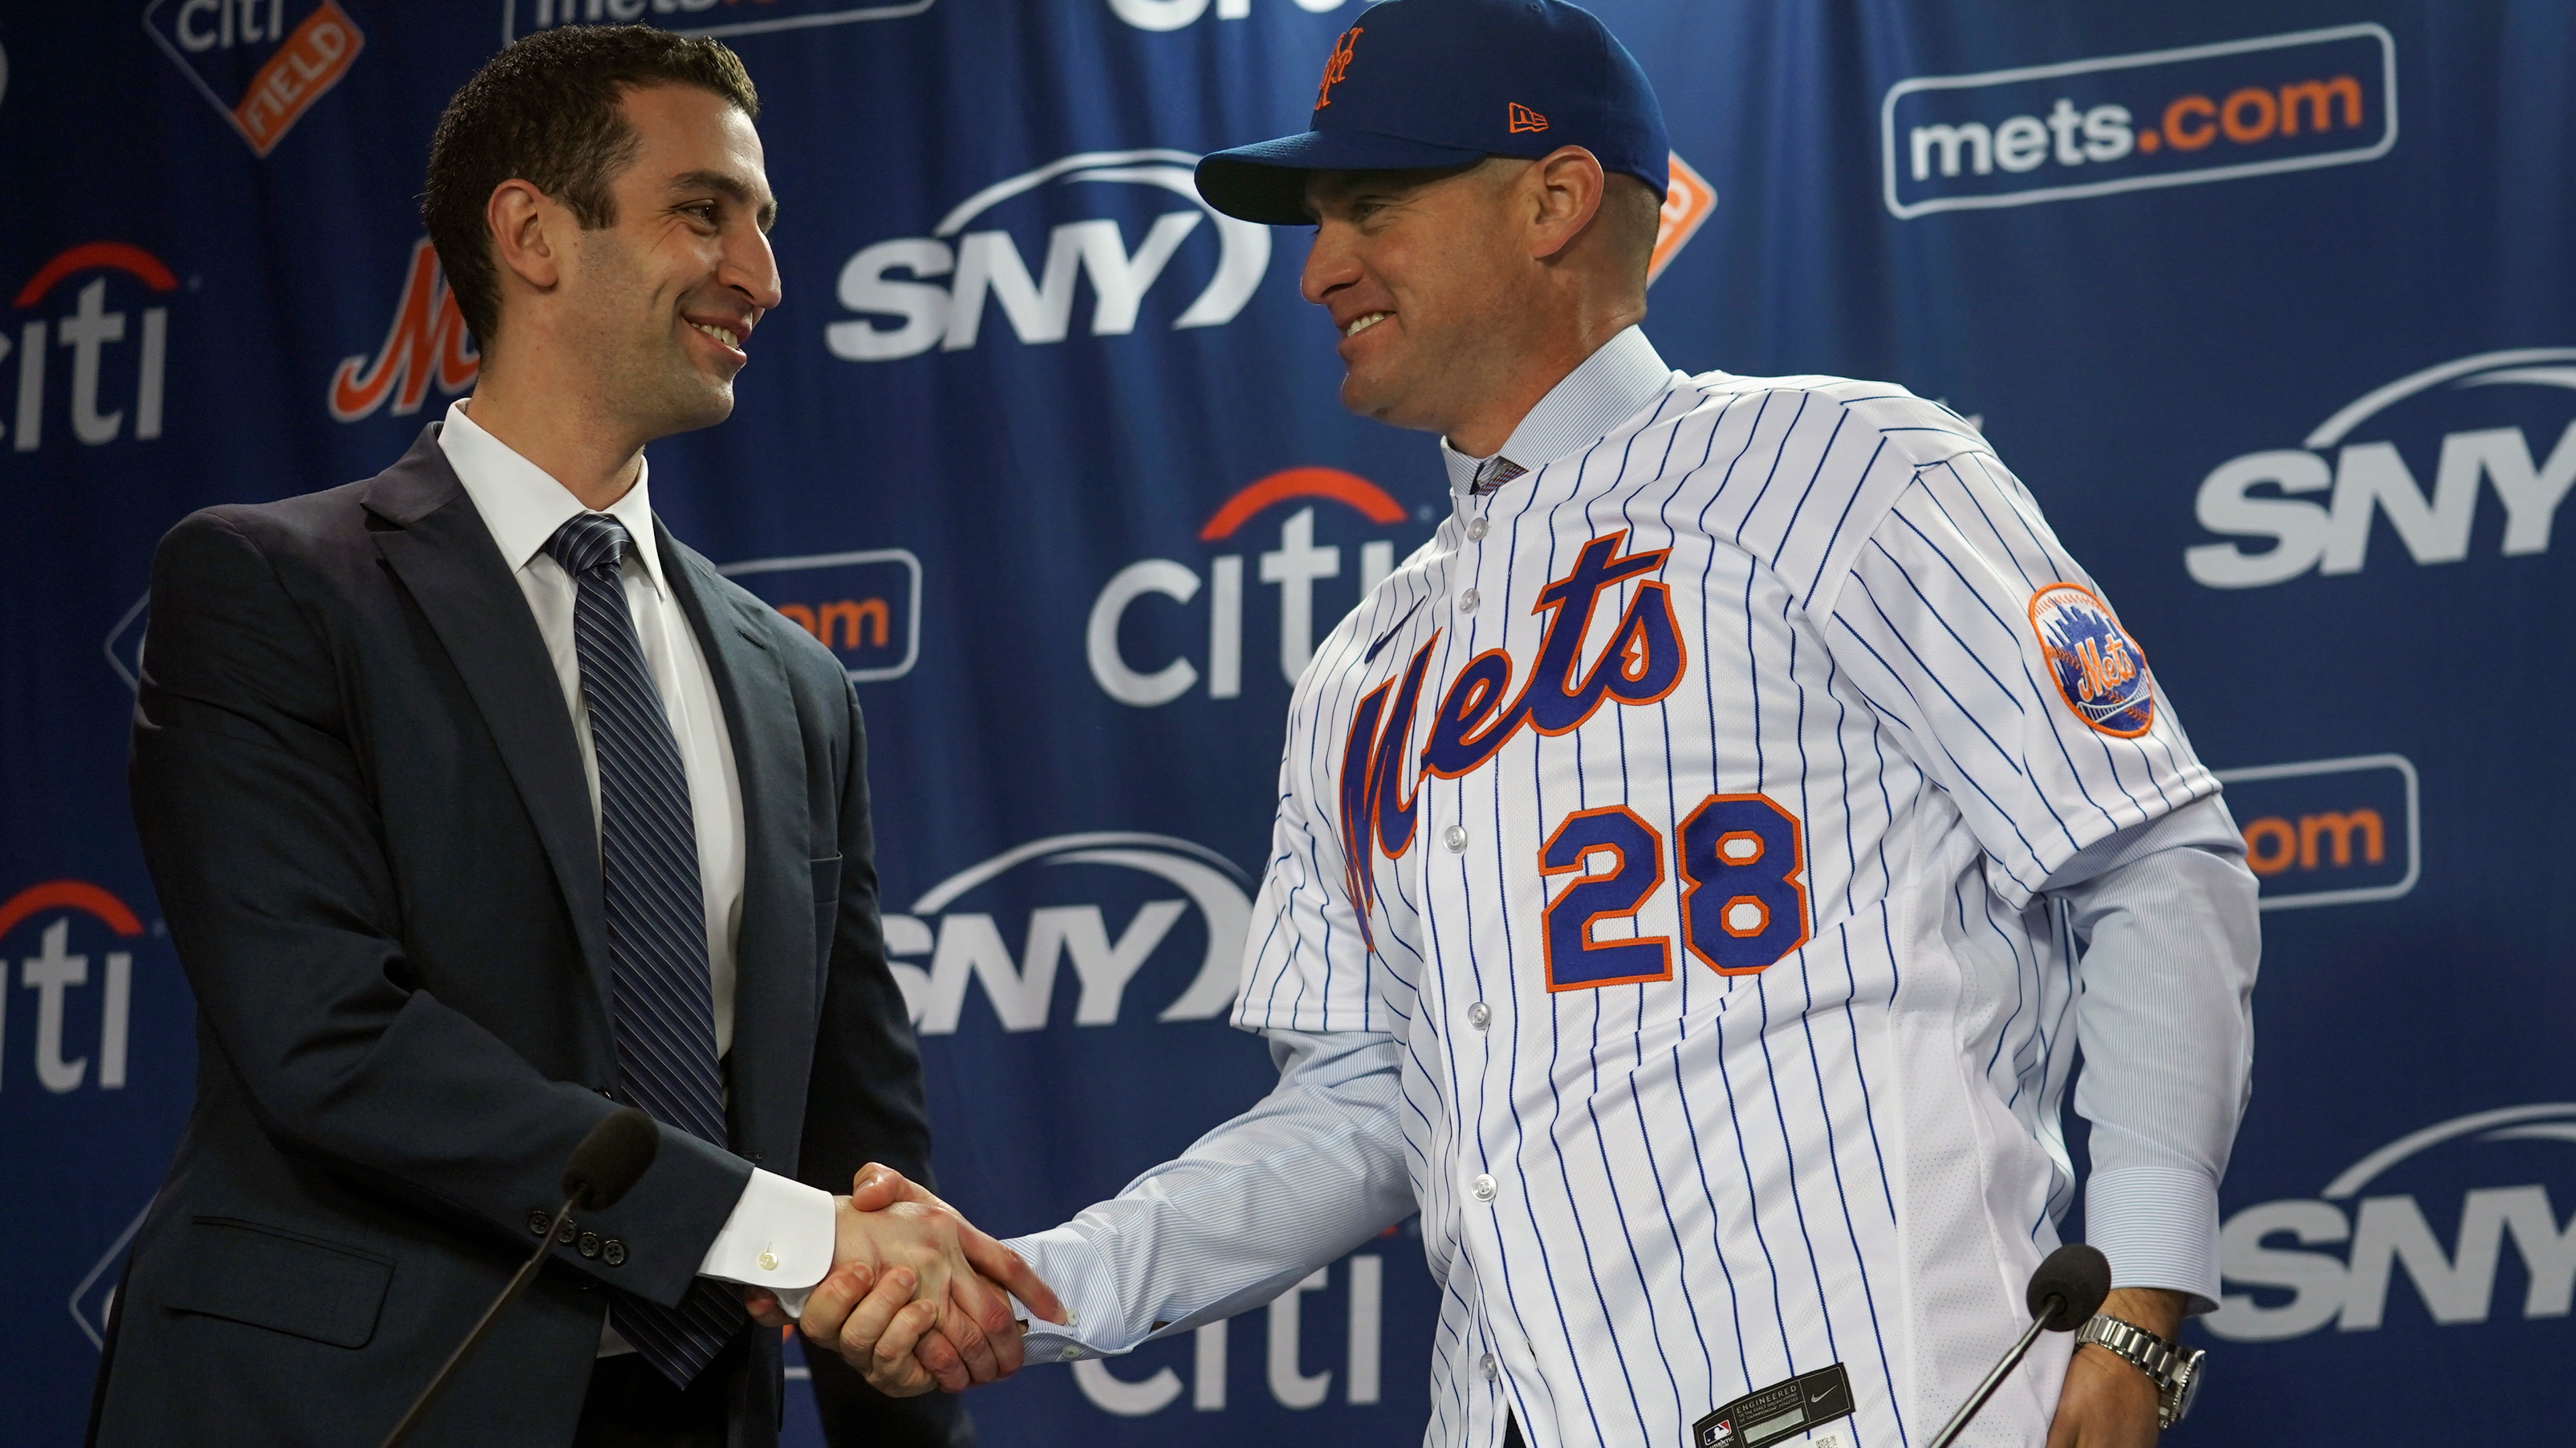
[
  {"left": 563, "top": 1108, "right": 660, "bottom": 1211},
  {"left": 2025, "top": 1243, "right": 2112, "bottom": 1331}
]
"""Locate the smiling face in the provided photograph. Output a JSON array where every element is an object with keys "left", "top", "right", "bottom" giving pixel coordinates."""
[
  {"left": 1301, "top": 161, "right": 1537, "bottom": 438},
  {"left": 562, "top": 83, "right": 781, "bottom": 440}
]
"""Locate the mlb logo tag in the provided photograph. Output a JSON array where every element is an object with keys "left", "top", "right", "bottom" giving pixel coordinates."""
[
  {"left": 1695, "top": 1416, "right": 1737, "bottom": 1447},
  {"left": 2027, "top": 582, "right": 2153, "bottom": 737},
  {"left": 719, "top": 549, "right": 923, "bottom": 683},
  {"left": 144, "top": 0, "right": 365, "bottom": 156}
]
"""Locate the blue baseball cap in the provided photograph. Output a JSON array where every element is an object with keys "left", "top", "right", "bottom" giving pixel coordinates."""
[{"left": 1194, "top": 0, "right": 1669, "bottom": 225}]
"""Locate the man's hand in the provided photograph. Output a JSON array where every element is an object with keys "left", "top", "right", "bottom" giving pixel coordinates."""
[
  {"left": 2045, "top": 1287, "right": 2183, "bottom": 1448},
  {"left": 745, "top": 1166, "right": 1065, "bottom": 1397}
]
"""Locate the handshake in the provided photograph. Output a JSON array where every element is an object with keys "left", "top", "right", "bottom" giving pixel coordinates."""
[{"left": 742, "top": 1165, "right": 1065, "bottom": 1397}]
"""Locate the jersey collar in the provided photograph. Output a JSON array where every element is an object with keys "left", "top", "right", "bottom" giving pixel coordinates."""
[{"left": 1439, "top": 325, "right": 1678, "bottom": 500}]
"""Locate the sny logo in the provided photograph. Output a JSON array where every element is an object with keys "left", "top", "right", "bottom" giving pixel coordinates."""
[
  {"left": 2209, "top": 1102, "right": 2576, "bottom": 1342},
  {"left": 2187, "top": 347, "right": 2576, "bottom": 587},
  {"left": 829, "top": 150, "right": 1271, "bottom": 362},
  {"left": 144, "top": 0, "right": 364, "bottom": 156},
  {"left": 880, "top": 832, "right": 1249, "bottom": 1035},
  {"left": 1882, "top": 24, "right": 2394, "bottom": 218},
  {"left": 5, "top": 243, "right": 177, "bottom": 453}
]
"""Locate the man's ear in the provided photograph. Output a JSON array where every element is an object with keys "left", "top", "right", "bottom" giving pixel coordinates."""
[
  {"left": 486, "top": 179, "right": 567, "bottom": 292},
  {"left": 1525, "top": 146, "right": 1608, "bottom": 262}
]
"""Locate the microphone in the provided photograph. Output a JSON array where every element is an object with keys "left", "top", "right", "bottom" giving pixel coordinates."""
[
  {"left": 1924, "top": 1243, "right": 2111, "bottom": 1448},
  {"left": 376, "top": 1109, "right": 660, "bottom": 1448}
]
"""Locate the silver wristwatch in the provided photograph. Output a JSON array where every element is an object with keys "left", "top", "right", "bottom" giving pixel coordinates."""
[{"left": 2075, "top": 1313, "right": 2204, "bottom": 1429}]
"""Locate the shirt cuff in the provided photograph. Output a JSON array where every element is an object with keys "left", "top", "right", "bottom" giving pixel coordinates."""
[
  {"left": 698, "top": 1168, "right": 836, "bottom": 1308},
  {"left": 2085, "top": 1163, "right": 2222, "bottom": 1315},
  {"left": 1002, "top": 1225, "right": 1123, "bottom": 1364}
]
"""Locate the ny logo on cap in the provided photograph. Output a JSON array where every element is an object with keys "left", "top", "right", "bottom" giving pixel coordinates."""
[
  {"left": 1315, "top": 26, "right": 1363, "bottom": 109},
  {"left": 1508, "top": 102, "right": 1550, "bottom": 133}
]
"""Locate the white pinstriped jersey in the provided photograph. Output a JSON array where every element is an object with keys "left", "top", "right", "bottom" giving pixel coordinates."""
[{"left": 1233, "top": 342, "right": 2219, "bottom": 1448}]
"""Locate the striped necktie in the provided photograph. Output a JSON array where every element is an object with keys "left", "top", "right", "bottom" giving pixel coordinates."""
[
  {"left": 1471, "top": 455, "right": 1526, "bottom": 495},
  {"left": 544, "top": 512, "right": 743, "bottom": 1387}
]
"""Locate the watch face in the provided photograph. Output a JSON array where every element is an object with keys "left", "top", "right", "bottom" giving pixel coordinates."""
[{"left": 2169, "top": 1349, "right": 2204, "bottom": 1421}]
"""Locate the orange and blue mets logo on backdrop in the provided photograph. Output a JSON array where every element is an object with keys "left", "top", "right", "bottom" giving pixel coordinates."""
[{"left": 2028, "top": 582, "right": 2152, "bottom": 737}]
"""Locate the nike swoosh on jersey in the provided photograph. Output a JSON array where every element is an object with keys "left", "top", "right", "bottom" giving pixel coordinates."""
[{"left": 1363, "top": 598, "right": 1427, "bottom": 664}]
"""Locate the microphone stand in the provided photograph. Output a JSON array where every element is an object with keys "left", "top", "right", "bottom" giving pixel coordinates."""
[
  {"left": 1924, "top": 1293, "right": 2063, "bottom": 1448},
  {"left": 376, "top": 1193, "right": 581, "bottom": 1448}
]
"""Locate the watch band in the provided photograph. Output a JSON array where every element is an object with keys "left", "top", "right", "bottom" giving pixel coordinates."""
[{"left": 2075, "top": 1313, "right": 2204, "bottom": 1428}]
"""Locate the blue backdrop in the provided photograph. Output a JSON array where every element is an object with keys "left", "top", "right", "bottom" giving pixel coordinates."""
[{"left": 4, "top": 1, "right": 2572, "bottom": 1443}]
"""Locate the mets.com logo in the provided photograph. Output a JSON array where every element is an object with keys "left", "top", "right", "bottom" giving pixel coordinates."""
[
  {"left": 502, "top": 0, "right": 935, "bottom": 44},
  {"left": 2209, "top": 1103, "right": 2576, "bottom": 1341},
  {"left": 1881, "top": 24, "right": 2394, "bottom": 218},
  {"left": 2186, "top": 347, "right": 2576, "bottom": 588}
]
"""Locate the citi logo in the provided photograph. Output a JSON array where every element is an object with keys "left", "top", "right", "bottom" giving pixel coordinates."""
[
  {"left": 1088, "top": 468, "right": 1428, "bottom": 707},
  {"left": 2186, "top": 348, "right": 2576, "bottom": 588},
  {"left": 882, "top": 832, "right": 1250, "bottom": 1035},
  {"left": 329, "top": 237, "right": 479, "bottom": 424},
  {"left": 2208, "top": 1103, "right": 2576, "bottom": 1341},
  {"left": 1, "top": 881, "right": 145, "bottom": 1094},
  {"left": 1882, "top": 24, "right": 2395, "bottom": 218},
  {"left": 5, "top": 243, "right": 176, "bottom": 453},
  {"left": 827, "top": 149, "right": 1271, "bottom": 362}
]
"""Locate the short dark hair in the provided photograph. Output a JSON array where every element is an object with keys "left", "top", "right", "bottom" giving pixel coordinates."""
[{"left": 423, "top": 25, "right": 758, "bottom": 348}]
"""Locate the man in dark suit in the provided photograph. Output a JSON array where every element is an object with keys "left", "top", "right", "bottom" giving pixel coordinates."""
[{"left": 91, "top": 26, "right": 1051, "bottom": 1448}]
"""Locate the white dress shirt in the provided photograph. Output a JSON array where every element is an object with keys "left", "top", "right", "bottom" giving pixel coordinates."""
[
  {"left": 437, "top": 401, "right": 835, "bottom": 1348},
  {"left": 1004, "top": 329, "right": 2257, "bottom": 1434}
]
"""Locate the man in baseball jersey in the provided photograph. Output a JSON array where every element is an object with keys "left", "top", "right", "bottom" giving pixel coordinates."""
[{"left": 775, "top": 1, "right": 2259, "bottom": 1442}]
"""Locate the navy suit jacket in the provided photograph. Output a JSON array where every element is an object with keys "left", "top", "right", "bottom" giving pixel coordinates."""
[{"left": 92, "top": 426, "right": 962, "bottom": 1447}]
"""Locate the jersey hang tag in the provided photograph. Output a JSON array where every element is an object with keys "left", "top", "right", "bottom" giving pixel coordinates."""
[{"left": 1692, "top": 1362, "right": 1852, "bottom": 1448}]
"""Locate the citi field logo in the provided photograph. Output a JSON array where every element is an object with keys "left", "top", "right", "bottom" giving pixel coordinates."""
[
  {"left": 329, "top": 238, "right": 480, "bottom": 424},
  {"left": 6, "top": 244, "right": 177, "bottom": 454},
  {"left": 2208, "top": 1103, "right": 2576, "bottom": 1341},
  {"left": 502, "top": 0, "right": 937, "bottom": 44},
  {"left": 1882, "top": 24, "right": 2394, "bottom": 218},
  {"left": 2186, "top": 348, "right": 2576, "bottom": 588},
  {"left": 1, "top": 882, "right": 145, "bottom": 1095},
  {"left": 717, "top": 548, "right": 921, "bottom": 683},
  {"left": 144, "top": 0, "right": 364, "bottom": 156},
  {"left": 827, "top": 150, "right": 1272, "bottom": 362},
  {"left": 881, "top": 832, "right": 1250, "bottom": 1035},
  {"left": 1089, "top": 468, "right": 1432, "bottom": 707}
]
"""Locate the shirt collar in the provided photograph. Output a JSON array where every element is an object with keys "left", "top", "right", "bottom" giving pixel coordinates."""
[
  {"left": 437, "top": 399, "right": 668, "bottom": 597},
  {"left": 1439, "top": 325, "right": 1677, "bottom": 499}
]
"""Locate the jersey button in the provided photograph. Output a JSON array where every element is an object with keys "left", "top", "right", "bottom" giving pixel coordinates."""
[
  {"left": 1465, "top": 517, "right": 1489, "bottom": 541},
  {"left": 1443, "top": 825, "right": 1469, "bottom": 853},
  {"left": 1457, "top": 587, "right": 1481, "bottom": 613},
  {"left": 1466, "top": 1002, "right": 1491, "bottom": 1030},
  {"left": 1481, "top": 1353, "right": 1498, "bottom": 1381},
  {"left": 1470, "top": 1173, "right": 1497, "bottom": 1203}
]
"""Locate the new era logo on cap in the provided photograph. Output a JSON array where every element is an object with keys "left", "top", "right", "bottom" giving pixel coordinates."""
[{"left": 1197, "top": 0, "right": 1669, "bottom": 225}]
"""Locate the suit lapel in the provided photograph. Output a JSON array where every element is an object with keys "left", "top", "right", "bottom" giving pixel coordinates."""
[
  {"left": 659, "top": 524, "right": 817, "bottom": 1162},
  {"left": 362, "top": 427, "right": 618, "bottom": 1030}
]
